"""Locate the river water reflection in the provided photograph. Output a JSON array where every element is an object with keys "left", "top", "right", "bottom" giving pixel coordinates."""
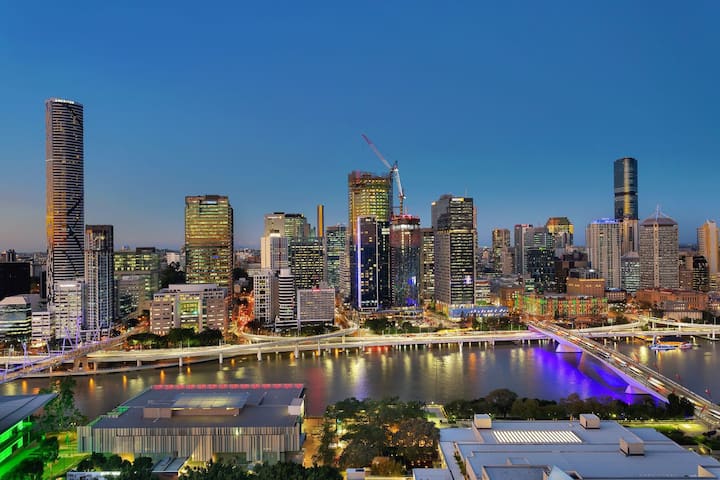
[{"left": 1, "top": 338, "right": 718, "bottom": 418}]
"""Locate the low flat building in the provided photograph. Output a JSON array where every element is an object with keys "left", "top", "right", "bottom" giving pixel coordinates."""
[
  {"left": 520, "top": 294, "right": 608, "bottom": 318},
  {"left": 636, "top": 288, "right": 708, "bottom": 311},
  {"left": 78, "top": 383, "right": 305, "bottom": 463},
  {"left": 0, "top": 394, "right": 56, "bottom": 467},
  {"left": 418, "top": 415, "right": 720, "bottom": 480},
  {"left": 297, "top": 286, "right": 335, "bottom": 327},
  {"left": 0, "top": 294, "right": 41, "bottom": 338}
]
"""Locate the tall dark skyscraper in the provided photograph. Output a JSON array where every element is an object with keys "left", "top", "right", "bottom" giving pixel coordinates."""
[
  {"left": 46, "top": 98, "right": 85, "bottom": 301},
  {"left": 614, "top": 157, "right": 638, "bottom": 220},
  {"left": 432, "top": 195, "right": 476, "bottom": 314},
  {"left": 85, "top": 225, "right": 115, "bottom": 331}
]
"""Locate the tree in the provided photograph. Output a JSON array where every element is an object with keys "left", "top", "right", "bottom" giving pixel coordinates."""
[
  {"left": 118, "top": 456, "right": 156, "bottom": 480},
  {"left": 9, "top": 457, "right": 43, "bottom": 480},
  {"left": 181, "top": 460, "right": 250, "bottom": 480},
  {"left": 392, "top": 417, "right": 439, "bottom": 466},
  {"left": 160, "top": 262, "right": 186, "bottom": 288},
  {"left": 38, "top": 436, "right": 59, "bottom": 463},
  {"left": 339, "top": 423, "right": 385, "bottom": 468},
  {"left": 36, "top": 377, "right": 86, "bottom": 433},
  {"left": 370, "top": 457, "right": 404, "bottom": 476},
  {"left": 485, "top": 388, "right": 518, "bottom": 417}
]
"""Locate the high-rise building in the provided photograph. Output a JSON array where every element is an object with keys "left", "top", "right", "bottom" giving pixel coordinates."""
[
  {"left": 491, "top": 228, "right": 511, "bottom": 273},
  {"left": 347, "top": 171, "right": 392, "bottom": 311},
  {"left": 261, "top": 234, "right": 288, "bottom": 272},
  {"left": 252, "top": 269, "right": 274, "bottom": 327},
  {"left": 288, "top": 238, "right": 324, "bottom": 290},
  {"left": 545, "top": 217, "right": 574, "bottom": 249},
  {"left": 324, "top": 225, "right": 347, "bottom": 295},
  {"left": 275, "top": 269, "right": 296, "bottom": 329},
  {"left": 114, "top": 247, "right": 163, "bottom": 316},
  {"left": 513, "top": 224, "right": 533, "bottom": 275},
  {"left": 522, "top": 227, "right": 555, "bottom": 290},
  {"left": 389, "top": 215, "right": 421, "bottom": 308},
  {"left": 432, "top": 195, "right": 476, "bottom": 314},
  {"left": 639, "top": 210, "right": 679, "bottom": 289},
  {"left": 693, "top": 255, "right": 710, "bottom": 292},
  {"left": 264, "top": 212, "right": 310, "bottom": 239},
  {"left": 316, "top": 205, "right": 324, "bottom": 239},
  {"left": 46, "top": 98, "right": 85, "bottom": 301},
  {"left": 0, "top": 295, "right": 41, "bottom": 338},
  {"left": 350, "top": 217, "right": 387, "bottom": 311},
  {"left": 621, "top": 252, "right": 640, "bottom": 294},
  {"left": 347, "top": 171, "right": 392, "bottom": 241},
  {"left": 419, "top": 228, "right": 435, "bottom": 302},
  {"left": 297, "top": 286, "right": 334, "bottom": 327},
  {"left": 84, "top": 225, "right": 115, "bottom": 331},
  {"left": 185, "top": 195, "right": 233, "bottom": 289},
  {"left": 52, "top": 280, "right": 85, "bottom": 340},
  {"left": 554, "top": 251, "right": 589, "bottom": 293},
  {"left": 586, "top": 219, "right": 622, "bottom": 289},
  {"left": 614, "top": 157, "right": 638, "bottom": 220},
  {"left": 698, "top": 220, "right": 719, "bottom": 276}
]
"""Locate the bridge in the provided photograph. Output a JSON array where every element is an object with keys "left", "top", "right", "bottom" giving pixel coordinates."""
[
  {"left": 0, "top": 326, "right": 146, "bottom": 384},
  {"left": 528, "top": 321, "right": 720, "bottom": 427}
]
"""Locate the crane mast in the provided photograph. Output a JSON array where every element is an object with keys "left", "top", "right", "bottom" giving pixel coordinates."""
[{"left": 361, "top": 134, "right": 406, "bottom": 215}]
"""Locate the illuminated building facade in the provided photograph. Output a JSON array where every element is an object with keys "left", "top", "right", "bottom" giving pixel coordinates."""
[
  {"left": 297, "top": 287, "right": 335, "bottom": 327},
  {"left": 586, "top": 219, "right": 622, "bottom": 289},
  {"left": 252, "top": 269, "right": 274, "bottom": 327},
  {"left": 614, "top": 157, "right": 638, "bottom": 220},
  {"left": 84, "top": 225, "right": 115, "bottom": 331},
  {"left": 639, "top": 211, "right": 679, "bottom": 289},
  {"left": 433, "top": 195, "right": 476, "bottom": 314},
  {"left": 260, "top": 233, "right": 288, "bottom": 272},
  {"left": 513, "top": 224, "right": 532, "bottom": 275},
  {"left": 491, "top": 228, "right": 511, "bottom": 273},
  {"left": 264, "top": 212, "right": 310, "bottom": 239},
  {"left": 185, "top": 195, "right": 233, "bottom": 289},
  {"left": 77, "top": 384, "right": 305, "bottom": 463},
  {"left": 46, "top": 98, "right": 85, "bottom": 301},
  {"left": 347, "top": 171, "right": 392, "bottom": 311},
  {"left": 523, "top": 227, "right": 555, "bottom": 291},
  {"left": 698, "top": 220, "right": 719, "bottom": 276},
  {"left": 275, "top": 269, "right": 296, "bottom": 329},
  {"left": 324, "top": 225, "right": 347, "bottom": 295},
  {"left": 519, "top": 294, "right": 608, "bottom": 318},
  {"left": 288, "top": 237, "right": 324, "bottom": 290},
  {"left": 545, "top": 217, "right": 574, "bottom": 249},
  {"left": 621, "top": 252, "right": 640, "bottom": 294},
  {"left": 0, "top": 295, "right": 40, "bottom": 338},
  {"left": 51, "top": 279, "right": 85, "bottom": 340},
  {"left": 150, "top": 283, "right": 227, "bottom": 335},
  {"left": 350, "top": 217, "right": 390, "bottom": 311},
  {"left": 390, "top": 215, "right": 421, "bottom": 308},
  {"left": 419, "top": 228, "right": 435, "bottom": 302},
  {"left": 114, "top": 247, "right": 163, "bottom": 316}
]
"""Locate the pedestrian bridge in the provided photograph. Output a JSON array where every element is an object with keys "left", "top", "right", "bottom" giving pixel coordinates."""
[{"left": 528, "top": 321, "right": 720, "bottom": 427}]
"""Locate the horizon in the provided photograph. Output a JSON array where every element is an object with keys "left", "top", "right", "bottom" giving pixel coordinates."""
[{"left": 2, "top": 2, "right": 719, "bottom": 251}]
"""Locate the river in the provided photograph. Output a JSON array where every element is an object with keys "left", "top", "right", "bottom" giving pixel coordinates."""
[{"left": 1, "top": 338, "right": 718, "bottom": 418}]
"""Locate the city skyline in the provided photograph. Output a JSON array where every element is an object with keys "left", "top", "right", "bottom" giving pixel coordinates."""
[{"left": 2, "top": 3, "right": 720, "bottom": 250}]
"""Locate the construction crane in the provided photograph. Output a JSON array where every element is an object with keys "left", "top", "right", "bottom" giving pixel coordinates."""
[{"left": 361, "top": 134, "right": 406, "bottom": 215}]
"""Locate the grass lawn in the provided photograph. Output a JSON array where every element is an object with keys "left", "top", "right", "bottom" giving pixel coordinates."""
[{"left": 44, "top": 431, "right": 89, "bottom": 480}]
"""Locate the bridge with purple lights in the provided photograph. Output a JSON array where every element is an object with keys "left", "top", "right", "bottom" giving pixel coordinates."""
[{"left": 528, "top": 321, "right": 720, "bottom": 427}]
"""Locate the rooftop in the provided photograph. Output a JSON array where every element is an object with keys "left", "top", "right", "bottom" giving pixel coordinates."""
[
  {"left": 90, "top": 383, "right": 304, "bottom": 430},
  {"left": 431, "top": 418, "right": 720, "bottom": 480},
  {"left": 0, "top": 394, "right": 56, "bottom": 433}
]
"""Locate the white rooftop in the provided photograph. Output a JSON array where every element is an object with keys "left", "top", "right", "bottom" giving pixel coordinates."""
[{"left": 430, "top": 418, "right": 720, "bottom": 480}]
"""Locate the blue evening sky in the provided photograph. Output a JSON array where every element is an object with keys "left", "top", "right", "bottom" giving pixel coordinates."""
[{"left": 1, "top": 1, "right": 718, "bottom": 251}]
